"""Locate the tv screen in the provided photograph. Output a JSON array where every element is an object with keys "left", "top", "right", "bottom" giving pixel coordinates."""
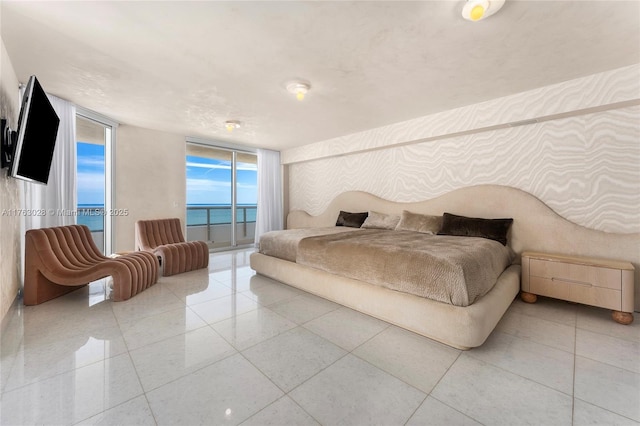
[{"left": 10, "top": 75, "right": 59, "bottom": 185}]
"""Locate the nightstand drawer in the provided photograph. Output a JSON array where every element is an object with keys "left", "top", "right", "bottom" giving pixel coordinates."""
[
  {"left": 521, "top": 251, "right": 635, "bottom": 321},
  {"left": 529, "top": 276, "right": 622, "bottom": 310},
  {"left": 529, "top": 258, "right": 621, "bottom": 290}
]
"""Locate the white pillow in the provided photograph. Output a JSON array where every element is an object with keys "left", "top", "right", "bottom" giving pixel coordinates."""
[
  {"left": 395, "top": 210, "right": 443, "bottom": 234},
  {"left": 361, "top": 211, "right": 400, "bottom": 230}
]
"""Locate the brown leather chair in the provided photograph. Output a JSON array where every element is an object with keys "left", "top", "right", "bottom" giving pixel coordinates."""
[
  {"left": 135, "top": 218, "right": 209, "bottom": 276},
  {"left": 24, "top": 225, "right": 159, "bottom": 305}
]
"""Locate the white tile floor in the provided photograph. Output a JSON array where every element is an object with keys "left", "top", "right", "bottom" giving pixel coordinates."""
[{"left": 1, "top": 248, "right": 639, "bottom": 425}]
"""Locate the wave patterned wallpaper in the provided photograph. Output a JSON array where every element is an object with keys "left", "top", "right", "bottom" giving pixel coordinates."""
[
  {"left": 282, "top": 65, "right": 640, "bottom": 165},
  {"left": 289, "top": 105, "right": 640, "bottom": 234}
]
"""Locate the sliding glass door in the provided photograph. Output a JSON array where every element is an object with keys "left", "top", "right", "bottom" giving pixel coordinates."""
[
  {"left": 185, "top": 143, "right": 257, "bottom": 250},
  {"left": 75, "top": 113, "right": 114, "bottom": 254}
]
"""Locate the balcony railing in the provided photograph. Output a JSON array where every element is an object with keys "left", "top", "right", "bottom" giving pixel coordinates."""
[
  {"left": 76, "top": 205, "right": 257, "bottom": 250},
  {"left": 187, "top": 205, "right": 256, "bottom": 245}
]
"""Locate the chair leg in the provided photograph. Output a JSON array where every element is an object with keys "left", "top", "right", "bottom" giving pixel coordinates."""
[{"left": 23, "top": 269, "right": 85, "bottom": 306}]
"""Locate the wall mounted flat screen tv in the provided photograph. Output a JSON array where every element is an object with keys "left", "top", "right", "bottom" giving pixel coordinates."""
[{"left": 10, "top": 75, "right": 59, "bottom": 185}]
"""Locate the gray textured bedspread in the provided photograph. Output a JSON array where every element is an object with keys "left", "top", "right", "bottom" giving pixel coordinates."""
[
  {"left": 296, "top": 229, "right": 514, "bottom": 307},
  {"left": 258, "top": 227, "right": 362, "bottom": 262}
]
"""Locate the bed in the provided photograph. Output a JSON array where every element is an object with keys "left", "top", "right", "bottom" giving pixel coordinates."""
[{"left": 250, "top": 185, "right": 640, "bottom": 349}]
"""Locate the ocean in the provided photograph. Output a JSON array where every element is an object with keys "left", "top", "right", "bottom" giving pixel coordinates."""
[
  {"left": 76, "top": 205, "right": 105, "bottom": 232},
  {"left": 186, "top": 205, "right": 257, "bottom": 226},
  {"left": 76, "top": 204, "right": 257, "bottom": 232}
]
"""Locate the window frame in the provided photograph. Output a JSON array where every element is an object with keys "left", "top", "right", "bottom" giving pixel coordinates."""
[
  {"left": 76, "top": 107, "right": 118, "bottom": 254},
  {"left": 186, "top": 137, "right": 257, "bottom": 251}
]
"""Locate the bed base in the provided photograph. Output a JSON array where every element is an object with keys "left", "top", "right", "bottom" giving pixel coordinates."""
[{"left": 250, "top": 252, "right": 520, "bottom": 350}]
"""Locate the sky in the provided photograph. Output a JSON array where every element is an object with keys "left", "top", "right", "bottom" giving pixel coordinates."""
[
  {"left": 77, "top": 145, "right": 258, "bottom": 206},
  {"left": 186, "top": 155, "right": 257, "bottom": 205},
  {"left": 77, "top": 142, "right": 105, "bottom": 205}
]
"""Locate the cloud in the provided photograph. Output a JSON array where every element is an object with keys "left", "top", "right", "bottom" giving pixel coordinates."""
[
  {"left": 77, "top": 155, "right": 105, "bottom": 168},
  {"left": 186, "top": 161, "right": 229, "bottom": 169},
  {"left": 236, "top": 182, "right": 257, "bottom": 190},
  {"left": 186, "top": 177, "right": 232, "bottom": 190},
  {"left": 77, "top": 171, "right": 105, "bottom": 204},
  {"left": 186, "top": 161, "right": 257, "bottom": 172},
  {"left": 237, "top": 164, "right": 257, "bottom": 171},
  {"left": 77, "top": 171, "right": 105, "bottom": 191}
]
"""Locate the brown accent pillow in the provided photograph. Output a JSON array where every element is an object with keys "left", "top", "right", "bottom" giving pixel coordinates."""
[
  {"left": 361, "top": 211, "right": 400, "bottom": 230},
  {"left": 437, "top": 212, "right": 513, "bottom": 245},
  {"left": 335, "top": 211, "right": 368, "bottom": 228},
  {"left": 395, "top": 211, "right": 442, "bottom": 234}
]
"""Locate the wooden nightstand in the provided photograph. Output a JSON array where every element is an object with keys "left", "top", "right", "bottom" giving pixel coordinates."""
[{"left": 520, "top": 251, "right": 635, "bottom": 325}]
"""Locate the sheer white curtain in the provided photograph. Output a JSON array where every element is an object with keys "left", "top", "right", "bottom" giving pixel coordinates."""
[
  {"left": 21, "top": 92, "right": 77, "bottom": 230},
  {"left": 255, "top": 149, "right": 283, "bottom": 244}
]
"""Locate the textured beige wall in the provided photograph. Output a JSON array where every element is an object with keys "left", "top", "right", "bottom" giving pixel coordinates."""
[
  {"left": 283, "top": 65, "right": 640, "bottom": 164},
  {"left": 114, "top": 125, "right": 186, "bottom": 252},
  {"left": 0, "top": 35, "right": 22, "bottom": 323},
  {"left": 286, "top": 66, "right": 640, "bottom": 235},
  {"left": 289, "top": 105, "right": 640, "bottom": 234}
]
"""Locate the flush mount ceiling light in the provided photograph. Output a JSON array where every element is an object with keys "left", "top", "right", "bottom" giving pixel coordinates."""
[
  {"left": 224, "top": 120, "right": 241, "bottom": 132},
  {"left": 286, "top": 81, "right": 311, "bottom": 101},
  {"left": 462, "top": 0, "right": 505, "bottom": 22}
]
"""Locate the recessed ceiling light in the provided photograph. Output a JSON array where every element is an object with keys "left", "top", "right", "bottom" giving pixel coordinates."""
[
  {"left": 286, "top": 81, "right": 311, "bottom": 101},
  {"left": 462, "top": 0, "right": 505, "bottom": 22},
  {"left": 224, "top": 120, "right": 241, "bottom": 132}
]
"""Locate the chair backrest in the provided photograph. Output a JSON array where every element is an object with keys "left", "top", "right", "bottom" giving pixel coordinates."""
[
  {"left": 135, "top": 218, "right": 186, "bottom": 250},
  {"left": 26, "top": 224, "right": 106, "bottom": 268}
]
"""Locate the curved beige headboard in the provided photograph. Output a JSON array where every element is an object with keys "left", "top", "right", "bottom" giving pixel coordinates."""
[{"left": 287, "top": 185, "right": 640, "bottom": 311}]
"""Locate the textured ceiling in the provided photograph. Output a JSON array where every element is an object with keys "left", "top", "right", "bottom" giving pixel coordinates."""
[{"left": 2, "top": 1, "right": 639, "bottom": 151}]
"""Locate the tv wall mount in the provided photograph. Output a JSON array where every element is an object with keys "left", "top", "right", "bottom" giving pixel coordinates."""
[{"left": 1, "top": 118, "right": 16, "bottom": 169}]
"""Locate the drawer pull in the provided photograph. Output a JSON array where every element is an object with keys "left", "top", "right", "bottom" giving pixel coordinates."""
[{"left": 551, "top": 277, "right": 592, "bottom": 287}]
